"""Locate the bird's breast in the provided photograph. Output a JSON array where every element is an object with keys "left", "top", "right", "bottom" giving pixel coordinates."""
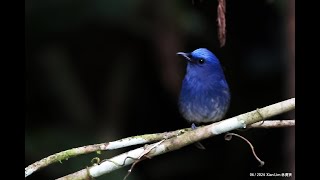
[{"left": 179, "top": 79, "right": 230, "bottom": 123}]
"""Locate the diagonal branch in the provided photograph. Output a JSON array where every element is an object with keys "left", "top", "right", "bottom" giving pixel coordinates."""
[
  {"left": 25, "top": 119, "right": 294, "bottom": 178},
  {"left": 248, "top": 120, "right": 295, "bottom": 128},
  {"left": 55, "top": 98, "right": 295, "bottom": 180},
  {"left": 25, "top": 128, "right": 190, "bottom": 177}
]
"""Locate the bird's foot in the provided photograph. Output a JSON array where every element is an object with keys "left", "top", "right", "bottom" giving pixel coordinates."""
[
  {"left": 191, "top": 123, "right": 197, "bottom": 130},
  {"left": 191, "top": 123, "right": 206, "bottom": 150}
]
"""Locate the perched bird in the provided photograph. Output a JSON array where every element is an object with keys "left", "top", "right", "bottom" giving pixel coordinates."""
[{"left": 177, "top": 48, "right": 231, "bottom": 129}]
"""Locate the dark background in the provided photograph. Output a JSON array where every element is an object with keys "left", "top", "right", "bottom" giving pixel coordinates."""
[{"left": 25, "top": 0, "right": 295, "bottom": 179}]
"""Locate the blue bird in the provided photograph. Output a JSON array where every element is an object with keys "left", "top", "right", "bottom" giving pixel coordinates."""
[{"left": 177, "top": 48, "right": 231, "bottom": 129}]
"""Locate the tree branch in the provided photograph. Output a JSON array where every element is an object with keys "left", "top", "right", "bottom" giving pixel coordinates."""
[
  {"left": 26, "top": 120, "right": 295, "bottom": 178},
  {"left": 52, "top": 98, "right": 295, "bottom": 180},
  {"left": 25, "top": 128, "right": 190, "bottom": 177},
  {"left": 248, "top": 120, "right": 295, "bottom": 128}
]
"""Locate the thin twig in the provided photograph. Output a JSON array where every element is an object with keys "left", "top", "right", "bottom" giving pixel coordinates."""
[
  {"left": 123, "top": 157, "right": 144, "bottom": 180},
  {"left": 225, "top": 133, "right": 265, "bottom": 167},
  {"left": 123, "top": 140, "right": 165, "bottom": 180}
]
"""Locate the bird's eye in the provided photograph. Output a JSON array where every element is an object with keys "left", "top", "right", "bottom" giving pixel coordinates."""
[{"left": 198, "top": 59, "right": 205, "bottom": 64}]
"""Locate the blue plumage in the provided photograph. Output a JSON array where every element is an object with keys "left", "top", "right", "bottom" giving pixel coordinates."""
[{"left": 177, "top": 48, "right": 230, "bottom": 125}]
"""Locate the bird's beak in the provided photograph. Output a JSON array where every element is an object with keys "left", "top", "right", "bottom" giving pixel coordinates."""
[{"left": 176, "top": 52, "right": 192, "bottom": 62}]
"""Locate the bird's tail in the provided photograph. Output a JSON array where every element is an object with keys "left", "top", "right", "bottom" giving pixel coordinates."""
[{"left": 194, "top": 142, "right": 206, "bottom": 150}]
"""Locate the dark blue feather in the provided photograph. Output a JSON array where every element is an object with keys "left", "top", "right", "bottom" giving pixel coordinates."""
[{"left": 177, "top": 48, "right": 230, "bottom": 124}]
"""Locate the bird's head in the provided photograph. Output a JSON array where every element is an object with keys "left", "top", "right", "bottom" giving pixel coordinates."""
[{"left": 177, "top": 48, "right": 225, "bottom": 79}]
